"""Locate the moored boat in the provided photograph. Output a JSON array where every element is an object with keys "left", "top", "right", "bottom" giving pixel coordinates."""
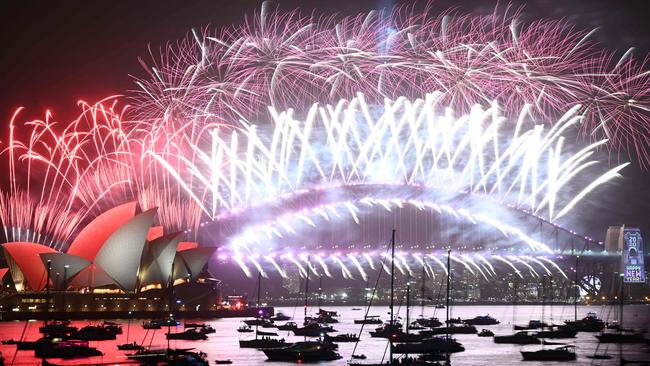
[
  {"left": 521, "top": 345, "right": 576, "bottom": 361},
  {"left": 494, "top": 331, "right": 541, "bottom": 344},
  {"left": 263, "top": 341, "right": 341, "bottom": 361}
]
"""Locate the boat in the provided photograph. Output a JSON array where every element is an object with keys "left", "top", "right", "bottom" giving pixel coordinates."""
[
  {"left": 562, "top": 311, "right": 605, "bottom": 332},
  {"left": 243, "top": 318, "right": 275, "bottom": 327},
  {"left": 533, "top": 327, "right": 577, "bottom": 338},
  {"left": 368, "top": 321, "right": 404, "bottom": 338},
  {"left": 270, "top": 312, "right": 291, "bottom": 321},
  {"left": 354, "top": 315, "right": 383, "bottom": 325},
  {"left": 521, "top": 345, "right": 576, "bottom": 361},
  {"left": 494, "top": 331, "right": 541, "bottom": 344},
  {"left": 239, "top": 336, "right": 290, "bottom": 349},
  {"left": 215, "top": 360, "right": 233, "bottom": 364},
  {"left": 198, "top": 325, "right": 215, "bottom": 334},
  {"left": 596, "top": 331, "right": 646, "bottom": 343},
  {"left": 117, "top": 341, "right": 144, "bottom": 351},
  {"left": 68, "top": 324, "right": 120, "bottom": 340},
  {"left": 477, "top": 329, "right": 494, "bottom": 337},
  {"left": 434, "top": 304, "right": 445, "bottom": 309},
  {"left": 237, "top": 324, "right": 254, "bottom": 333},
  {"left": 462, "top": 315, "right": 499, "bottom": 326},
  {"left": 167, "top": 328, "right": 208, "bottom": 340},
  {"left": 323, "top": 333, "right": 359, "bottom": 342},
  {"left": 292, "top": 321, "right": 335, "bottom": 337},
  {"left": 143, "top": 320, "right": 162, "bottom": 329},
  {"left": 17, "top": 337, "right": 55, "bottom": 350},
  {"left": 39, "top": 320, "right": 77, "bottom": 336},
  {"left": 391, "top": 337, "right": 465, "bottom": 354},
  {"left": 587, "top": 354, "right": 613, "bottom": 360},
  {"left": 277, "top": 322, "right": 298, "bottom": 331},
  {"left": 118, "top": 313, "right": 143, "bottom": 351},
  {"left": 444, "top": 317, "right": 462, "bottom": 324},
  {"left": 351, "top": 354, "right": 366, "bottom": 359},
  {"left": 514, "top": 320, "right": 548, "bottom": 330},
  {"left": 256, "top": 330, "right": 278, "bottom": 336},
  {"left": 1, "top": 339, "right": 19, "bottom": 345},
  {"left": 408, "top": 322, "right": 426, "bottom": 330},
  {"left": 262, "top": 341, "right": 341, "bottom": 361},
  {"left": 541, "top": 340, "right": 566, "bottom": 346},
  {"left": 143, "top": 317, "right": 180, "bottom": 329},
  {"left": 413, "top": 317, "right": 442, "bottom": 328},
  {"left": 352, "top": 308, "right": 362, "bottom": 311},
  {"left": 128, "top": 348, "right": 209, "bottom": 365},
  {"left": 34, "top": 340, "right": 103, "bottom": 359},
  {"left": 419, "top": 324, "right": 477, "bottom": 336}
]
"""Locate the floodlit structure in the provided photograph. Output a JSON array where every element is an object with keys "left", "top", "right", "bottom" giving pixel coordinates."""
[{"left": 0, "top": 202, "right": 219, "bottom": 316}]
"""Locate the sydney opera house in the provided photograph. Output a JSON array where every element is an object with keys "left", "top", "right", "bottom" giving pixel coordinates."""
[{"left": 0, "top": 202, "right": 222, "bottom": 319}]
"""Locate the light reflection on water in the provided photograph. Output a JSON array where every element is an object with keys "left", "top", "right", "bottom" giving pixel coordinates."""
[{"left": 0, "top": 305, "right": 647, "bottom": 365}]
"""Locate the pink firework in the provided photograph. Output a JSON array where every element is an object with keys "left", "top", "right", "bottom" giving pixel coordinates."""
[{"left": 132, "top": 4, "right": 650, "bottom": 165}]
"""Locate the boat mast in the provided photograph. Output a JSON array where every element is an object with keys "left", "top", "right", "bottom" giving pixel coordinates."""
[
  {"left": 45, "top": 259, "right": 51, "bottom": 325},
  {"left": 541, "top": 275, "right": 546, "bottom": 330},
  {"left": 420, "top": 266, "right": 425, "bottom": 318},
  {"left": 256, "top": 271, "right": 261, "bottom": 340},
  {"left": 389, "top": 229, "right": 396, "bottom": 364},
  {"left": 445, "top": 249, "right": 451, "bottom": 365},
  {"left": 405, "top": 274, "right": 411, "bottom": 361},
  {"left": 318, "top": 275, "right": 323, "bottom": 312},
  {"left": 304, "top": 257, "right": 310, "bottom": 342},
  {"left": 574, "top": 256, "right": 579, "bottom": 322},
  {"left": 619, "top": 273, "right": 624, "bottom": 334}
]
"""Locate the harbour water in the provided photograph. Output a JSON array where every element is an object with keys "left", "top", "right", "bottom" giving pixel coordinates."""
[{"left": 0, "top": 304, "right": 647, "bottom": 365}]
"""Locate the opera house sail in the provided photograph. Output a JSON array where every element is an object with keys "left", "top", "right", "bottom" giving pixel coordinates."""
[{"left": 0, "top": 202, "right": 225, "bottom": 320}]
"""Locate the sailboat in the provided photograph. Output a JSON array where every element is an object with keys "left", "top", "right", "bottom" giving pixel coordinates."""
[
  {"left": 33, "top": 261, "right": 105, "bottom": 359},
  {"left": 495, "top": 274, "right": 540, "bottom": 345},
  {"left": 240, "top": 272, "right": 290, "bottom": 349},
  {"left": 118, "top": 312, "right": 144, "bottom": 351},
  {"left": 532, "top": 276, "right": 576, "bottom": 339},
  {"left": 596, "top": 274, "right": 645, "bottom": 343},
  {"left": 410, "top": 266, "right": 442, "bottom": 329},
  {"left": 264, "top": 259, "right": 341, "bottom": 362},
  {"left": 292, "top": 269, "right": 336, "bottom": 337},
  {"left": 391, "top": 249, "right": 465, "bottom": 355}
]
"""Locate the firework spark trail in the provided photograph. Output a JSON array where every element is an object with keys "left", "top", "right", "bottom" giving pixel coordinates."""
[
  {"left": 264, "top": 255, "right": 286, "bottom": 278},
  {"left": 348, "top": 253, "right": 368, "bottom": 282},
  {"left": 134, "top": 5, "right": 650, "bottom": 166},
  {"left": 493, "top": 255, "right": 523, "bottom": 279},
  {"left": 539, "top": 256, "right": 569, "bottom": 279},
  {"left": 363, "top": 252, "right": 376, "bottom": 270},
  {"left": 508, "top": 255, "right": 539, "bottom": 278},
  {"left": 331, "top": 254, "right": 353, "bottom": 279},
  {"left": 315, "top": 255, "right": 333, "bottom": 278}
]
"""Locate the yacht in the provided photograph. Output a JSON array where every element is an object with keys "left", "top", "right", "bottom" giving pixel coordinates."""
[
  {"left": 494, "top": 331, "right": 541, "bottom": 344},
  {"left": 514, "top": 320, "right": 548, "bottom": 330},
  {"left": 462, "top": 315, "right": 500, "bottom": 326},
  {"left": 270, "top": 312, "right": 291, "bottom": 321},
  {"left": 239, "top": 336, "right": 290, "bottom": 349},
  {"left": 562, "top": 312, "right": 605, "bottom": 332},
  {"left": 533, "top": 327, "right": 577, "bottom": 338},
  {"left": 39, "top": 321, "right": 76, "bottom": 336},
  {"left": 477, "top": 329, "right": 494, "bottom": 337},
  {"left": 34, "top": 340, "right": 103, "bottom": 359},
  {"left": 68, "top": 324, "right": 120, "bottom": 340},
  {"left": 166, "top": 329, "right": 208, "bottom": 341},
  {"left": 419, "top": 324, "right": 477, "bottom": 335},
  {"left": 521, "top": 345, "right": 576, "bottom": 361},
  {"left": 263, "top": 341, "right": 341, "bottom": 361},
  {"left": 391, "top": 336, "right": 465, "bottom": 354},
  {"left": 354, "top": 315, "right": 383, "bottom": 324}
]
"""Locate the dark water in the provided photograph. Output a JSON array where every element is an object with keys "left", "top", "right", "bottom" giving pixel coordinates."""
[{"left": 0, "top": 305, "right": 648, "bottom": 365}]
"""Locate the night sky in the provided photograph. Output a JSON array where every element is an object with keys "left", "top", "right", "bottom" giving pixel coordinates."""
[{"left": 1, "top": 0, "right": 649, "bottom": 287}]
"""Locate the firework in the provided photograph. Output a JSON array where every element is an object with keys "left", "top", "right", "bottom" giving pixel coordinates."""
[{"left": 133, "top": 4, "right": 650, "bottom": 165}]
